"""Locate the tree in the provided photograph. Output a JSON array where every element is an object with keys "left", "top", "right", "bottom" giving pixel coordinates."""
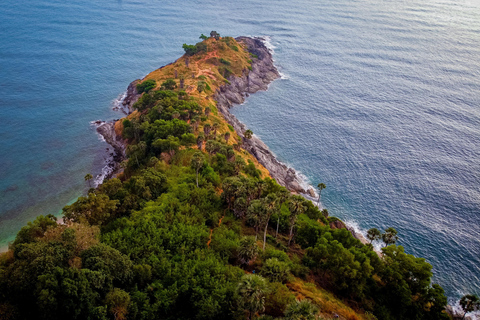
[
  {"left": 203, "top": 123, "right": 212, "bottom": 136},
  {"left": 316, "top": 183, "right": 326, "bottom": 206},
  {"left": 105, "top": 288, "right": 131, "bottom": 320},
  {"left": 197, "top": 133, "right": 205, "bottom": 150},
  {"left": 136, "top": 79, "right": 156, "bottom": 93},
  {"left": 160, "top": 79, "right": 177, "bottom": 90},
  {"left": 84, "top": 173, "right": 93, "bottom": 188},
  {"left": 460, "top": 295, "right": 480, "bottom": 320},
  {"left": 199, "top": 34, "right": 208, "bottom": 40},
  {"left": 210, "top": 31, "right": 220, "bottom": 40},
  {"left": 366, "top": 227, "right": 381, "bottom": 244},
  {"left": 152, "top": 136, "right": 180, "bottom": 158},
  {"left": 224, "top": 132, "right": 231, "bottom": 144},
  {"left": 190, "top": 152, "right": 204, "bottom": 187},
  {"left": 382, "top": 227, "right": 398, "bottom": 246},
  {"left": 261, "top": 258, "right": 290, "bottom": 283},
  {"left": 62, "top": 193, "right": 119, "bottom": 226},
  {"left": 284, "top": 299, "right": 318, "bottom": 320},
  {"left": 238, "top": 236, "right": 259, "bottom": 266},
  {"left": 182, "top": 43, "right": 197, "bottom": 56},
  {"left": 237, "top": 274, "right": 268, "bottom": 320},
  {"left": 287, "top": 195, "right": 306, "bottom": 246},
  {"left": 244, "top": 129, "right": 253, "bottom": 140}
]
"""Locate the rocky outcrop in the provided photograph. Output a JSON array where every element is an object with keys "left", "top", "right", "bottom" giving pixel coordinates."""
[
  {"left": 215, "top": 37, "right": 311, "bottom": 195},
  {"left": 122, "top": 79, "right": 141, "bottom": 114},
  {"left": 96, "top": 121, "right": 126, "bottom": 180}
]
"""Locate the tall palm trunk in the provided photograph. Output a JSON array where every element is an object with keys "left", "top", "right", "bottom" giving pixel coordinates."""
[{"left": 275, "top": 217, "right": 280, "bottom": 238}]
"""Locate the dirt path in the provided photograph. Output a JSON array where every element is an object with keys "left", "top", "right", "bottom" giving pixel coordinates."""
[{"left": 207, "top": 212, "right": 225, "bottom": 248}]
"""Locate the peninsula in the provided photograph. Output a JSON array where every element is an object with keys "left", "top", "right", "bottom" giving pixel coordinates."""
[{"left": 0, "top": 33, "right": 452, "bottom": 320}]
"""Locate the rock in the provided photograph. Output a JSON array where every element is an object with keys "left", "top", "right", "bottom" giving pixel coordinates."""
[
  {"left": 307, "top": 188, "right": 316, "bottom": 197},
  {"left": 122, "top": 79, "right": 142, "bottom": 113},
  {"left": 329, "top": 219, "right": 347, "bottom": 230},
  {"left": 96, "top": 121, "right": 126, "bottom": 180},
  {"left": 214, "top": 37, "right": 308, "bottom": 195}
]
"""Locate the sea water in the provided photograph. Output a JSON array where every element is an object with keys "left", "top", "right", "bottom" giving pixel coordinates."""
[{"left": 0, "top": 0, "right": 478, "bottom": 305}]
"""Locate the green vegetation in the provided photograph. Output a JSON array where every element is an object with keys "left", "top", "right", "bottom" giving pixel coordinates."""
[
  {"left": 136, "top": 79, "right": 156, "bottom": 93},
  {"left": 0, "top": 34, "right": 451, "bottom": 320},
  {"left": 220, "top": 58, "right": 231, "bottom": 65}
]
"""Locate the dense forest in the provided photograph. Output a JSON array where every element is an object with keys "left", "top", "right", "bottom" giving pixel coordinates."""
[{"left": 0, "top": 34, "right": 452, "bottom": 320}]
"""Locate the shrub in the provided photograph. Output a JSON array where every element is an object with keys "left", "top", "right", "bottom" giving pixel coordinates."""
[
  {"left": 231, "top": 45, "right": 239, "bottom": 52},
  {"left": 182, "top": 43, "right": 197, "bottom": 56},
  {"left": 136, "top": 79, "right": 156, "bottom": 93},
  {"left": 228, "top": 124, "right": 234, "bottom": 132},
  {"left": 261, "top": 258, "right": 290, "bottom": 283},
  {"left": 219, "top": 58, "right": 231, "bottom": 65},
  {"left": 160, "top": 79, "right": 177, "bottom": 90}
]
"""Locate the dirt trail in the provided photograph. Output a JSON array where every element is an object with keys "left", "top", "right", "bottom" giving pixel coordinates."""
[{"left": 207, "top": 212, "right": 225, "bottom": 248}]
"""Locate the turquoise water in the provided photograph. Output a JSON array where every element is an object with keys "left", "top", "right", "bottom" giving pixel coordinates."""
[{"left": 1, "top": 0, "right": 479, "bottom": 304}]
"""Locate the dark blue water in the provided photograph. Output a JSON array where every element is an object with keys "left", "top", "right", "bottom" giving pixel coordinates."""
[{"left": 1, "top": 0, "right": 479, "bottom": 305}]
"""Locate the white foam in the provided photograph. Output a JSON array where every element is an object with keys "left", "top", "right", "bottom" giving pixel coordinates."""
[{"left": 111, "top": 91, "right": 128, "bottom": 114}]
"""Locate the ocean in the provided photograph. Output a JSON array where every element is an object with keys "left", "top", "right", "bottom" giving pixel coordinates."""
[{"left": 0, "top": 0, "right": 478, "bottom": 306}]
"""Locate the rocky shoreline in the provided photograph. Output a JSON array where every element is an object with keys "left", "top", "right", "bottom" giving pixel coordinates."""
[
  {"left": 97, "top": 36, "right": 368, "bottom": 244},
  {"left": 215, "top": 36, "right": 315, "bottom": 196}
]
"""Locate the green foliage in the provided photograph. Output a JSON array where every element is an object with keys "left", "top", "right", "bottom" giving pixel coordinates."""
[
  {"left": 237, "top": 274, "right": 269, "bottom": 319},
  {"left": 63, "top": 193, "right": 119, "bottom": 226},
  {"left": 219, "top": 58, "right": 231, "bottom": 65},
  {"left": 136, "top": 79, "right": 156, "bottom": 93},
  {"left": 2, "top": 40, "right": 449, "bottom": 320},
  {"left": 284, "top": 299, "right": 318, "bottom": 320},
  {"left": 160, "top": 78, "right": 177, "bottom": 90},
  {"left": 182, "top": 43, "right": 198, "bottom": 56},
  {"left": 238, "top": 236, "right": 259, "bottom": 266},
  {"left": 199, "top": 34, "right": 208, "bottom": 40},
  {"left": 261, "top": 258, "right": 290, "bottom": 283}
]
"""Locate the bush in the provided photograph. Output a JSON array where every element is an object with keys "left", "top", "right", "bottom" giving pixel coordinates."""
[
  {"left": 228, "top": 124, "right": 234, "bottom": 132},
  {"left": 219, "top": 58, "right": 231, "bottom": 65},
  {"left": 136, "top": 79, "right": 156, "bottom": 93},
  {"left": 182, "top": 43, "right": 197, "bottom": 56},
  {"left": 261, "top": 258, "right": 290, "bottom": 283},
  {"left": 160, "top": 79, "right": 177, "bottom": 91}
]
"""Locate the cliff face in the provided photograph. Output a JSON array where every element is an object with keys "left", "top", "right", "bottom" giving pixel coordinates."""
[{"left": 215, "top": 36, "right": 312, "bottom": 195}]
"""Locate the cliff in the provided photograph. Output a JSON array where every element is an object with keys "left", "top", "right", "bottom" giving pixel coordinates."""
[{"left": 215, "top": 37, "right": 313, "bottom": 195}]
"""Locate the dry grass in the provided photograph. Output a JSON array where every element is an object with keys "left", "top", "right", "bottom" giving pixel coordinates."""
[{"left": 287, "top": 278, "right": 369, "bottom": 320}]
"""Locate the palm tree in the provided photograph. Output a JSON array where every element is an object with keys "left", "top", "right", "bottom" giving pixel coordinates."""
[
  {"left": 284, "top": 299, "right": 318, "bottom": 320},
  {"left": 367, "top": 228, "right": 382, "bottom": 244},
  {"left": 382, "top": 227, "right": 398, "bottom": 246},
  {"left": 203, "top": 123, "right": 211, "bottom": 136},
  {"left": 84, "top": 173, "right": 93, "bottom": 188},
  {"left": 460, "top": 294, "right": 480, "bottom": 320},
  {"left": 288, "top": 195, "right": 306, "bottom": 246},
  {"left": 236, "top": 274, "right": 268, "bottom": 320},
  {"left": 238, "top": 236, "right": 259, "bottom": 266},
  {"left": 190, "top": 152, "right": 204, "bottom": 187},
  {"left": 316, "top": 183, "right": 326, "bottom": 206},
  {"left": 196, "top": 133, "right": 205, "bottom": 150},
  {"left": 212, "top": 122, "right": 220, "bottom": 136}
]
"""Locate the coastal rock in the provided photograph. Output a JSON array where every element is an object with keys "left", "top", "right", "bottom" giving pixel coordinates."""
[
  {"left": 122, "top": 79, "right": 141, "bottom": 114},
  {"left": 96, "top": 121, "right": 126, "bottom": 179},
  {"left": 307, "top": 188, "right": 316, "bottom": 198},
  {"left": 329, "top": 219, "right": 347, "bottom": 230},
  {"left": 214, "top": 36, "right": 307, "bottom": 195}
]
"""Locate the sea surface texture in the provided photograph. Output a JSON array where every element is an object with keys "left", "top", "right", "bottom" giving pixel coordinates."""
[{"left": 0, "top": 0, "right": 478, "bottom": 305}]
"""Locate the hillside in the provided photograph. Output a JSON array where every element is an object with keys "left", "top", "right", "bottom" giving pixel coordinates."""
[{"left": 0, "top": 33, "right": 450, "bottom": 320}]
